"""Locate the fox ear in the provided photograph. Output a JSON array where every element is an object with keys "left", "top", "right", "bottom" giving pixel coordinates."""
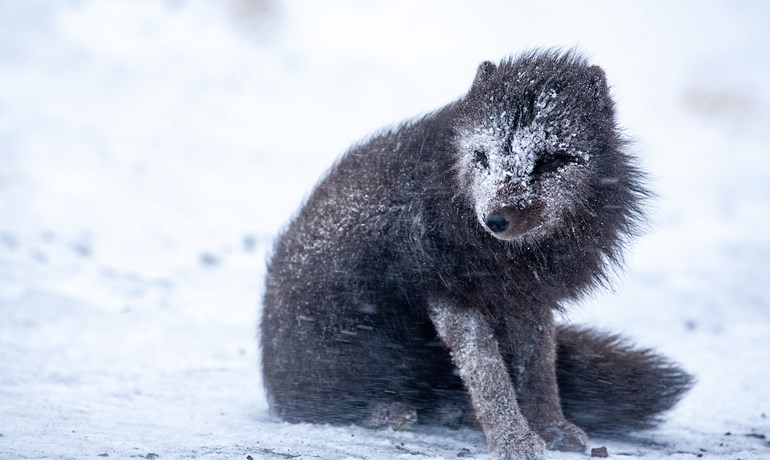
[
  {"left": 588, "top": 65, "right": 608, "bottom": 89},
  {"left": 473, "top": 61, "right": 497, "bottom": 86},
  {"left": 587, "top": 65, "right": 612, "bottom": 108}
]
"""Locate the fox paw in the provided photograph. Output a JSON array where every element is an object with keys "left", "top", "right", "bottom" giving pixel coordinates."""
[
  {"left": 362, "top": 402, "right": 417, "bottom": 431},
  {"left": 492, "top": 430, "right": 546, "bottom": 460},
  {"left": 536, "top": 420, "right": 588, "bottom": 452}
]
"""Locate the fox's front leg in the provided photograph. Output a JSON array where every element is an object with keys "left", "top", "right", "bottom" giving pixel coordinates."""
[
  {"left": 504, "top": 311, "right": 587, "bottom": 452},
  {"left": 429, "top": 298, "right": 546, "bottom": 460}
]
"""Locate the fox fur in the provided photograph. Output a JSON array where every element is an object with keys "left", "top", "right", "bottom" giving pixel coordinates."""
[{"left": 260, "top": 50, "right": 693, "bottom": 459}]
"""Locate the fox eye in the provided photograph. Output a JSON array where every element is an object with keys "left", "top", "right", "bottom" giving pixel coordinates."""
[
  {"left": 533, "top": 151, "right": 572, "bottom": 175},
  {"left": 473, "top": 149, "right": 489, "bottom": 169}
]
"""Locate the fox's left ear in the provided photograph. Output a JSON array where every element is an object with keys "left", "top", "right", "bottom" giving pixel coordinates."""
[{"left": 473, "top": 61, "right": 497, "bottom": 86}]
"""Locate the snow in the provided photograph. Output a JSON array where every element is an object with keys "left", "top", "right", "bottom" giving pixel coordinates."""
[{"left": 1, "top": 0, "right": 769, "bottom": 459}]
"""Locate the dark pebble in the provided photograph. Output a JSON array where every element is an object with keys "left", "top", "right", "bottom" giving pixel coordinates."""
[
  {"left": 243, "top": 235, "right": 257, "bottom": 252},
  {"left": 200, "top": 252, "right": 219, "bottom": 267}
]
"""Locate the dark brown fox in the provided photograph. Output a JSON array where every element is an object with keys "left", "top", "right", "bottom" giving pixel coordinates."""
[{"left": 260, "top": 50, "right": 692, "bottom": 459}]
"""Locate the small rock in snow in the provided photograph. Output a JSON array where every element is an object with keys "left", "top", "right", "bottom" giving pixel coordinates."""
[
  {"left": 199, "top": 252, "right": 219, "bottom": 267},
  {"left": 243, "top": 235, "right": 257, "bottom": 252}
]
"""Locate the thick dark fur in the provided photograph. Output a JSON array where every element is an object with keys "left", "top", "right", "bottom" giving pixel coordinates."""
[
  {"left": 556, "top": 325, "right": 694, "bottom": 435},
  {"left": 260, "top": 50, "right": 692, "bottom": 458}
]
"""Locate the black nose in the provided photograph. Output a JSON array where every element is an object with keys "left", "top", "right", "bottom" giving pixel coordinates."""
[{"left": 485, "top": 213, "right": 509, "bottom": 233}]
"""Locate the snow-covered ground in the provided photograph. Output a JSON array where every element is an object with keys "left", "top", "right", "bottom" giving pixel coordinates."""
[{"left": 1, "top": 1, "right": 769, "bottom": 459}]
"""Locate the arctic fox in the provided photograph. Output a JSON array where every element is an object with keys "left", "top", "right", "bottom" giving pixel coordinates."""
[{"left": 260, "top": 50, "right": 692, "bottom": 459}]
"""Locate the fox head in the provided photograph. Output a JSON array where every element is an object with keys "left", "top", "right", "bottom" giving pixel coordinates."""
[{"left": 453, "top": 52, "right": 629, "bottom": 243}]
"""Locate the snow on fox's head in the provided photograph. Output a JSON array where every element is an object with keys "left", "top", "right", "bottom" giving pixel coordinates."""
[{"left": 453, "top": 52, "right": 615, "bottom": 242}]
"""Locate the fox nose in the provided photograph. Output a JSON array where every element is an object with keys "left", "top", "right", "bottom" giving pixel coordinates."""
[{"left": 485, "top": 213, "right": 509, "bottom": 233}]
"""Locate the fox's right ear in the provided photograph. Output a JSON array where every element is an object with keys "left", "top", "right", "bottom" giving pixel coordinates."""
[{"left": 473, "top": 61, "right": 496, "bottom": 86}]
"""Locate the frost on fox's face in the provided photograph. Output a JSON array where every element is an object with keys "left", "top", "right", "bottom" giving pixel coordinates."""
[{"left": 453, "top": 60, "right": 610, "bottom": 242}]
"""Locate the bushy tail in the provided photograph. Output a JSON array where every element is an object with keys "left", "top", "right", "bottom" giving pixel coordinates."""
[{"left": 555, "top": 325, "right": 694, "bottom": 436}]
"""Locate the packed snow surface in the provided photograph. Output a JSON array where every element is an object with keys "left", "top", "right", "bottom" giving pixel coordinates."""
[{"left": 1, "top": 1, "right": 769, "bottom": 459}]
